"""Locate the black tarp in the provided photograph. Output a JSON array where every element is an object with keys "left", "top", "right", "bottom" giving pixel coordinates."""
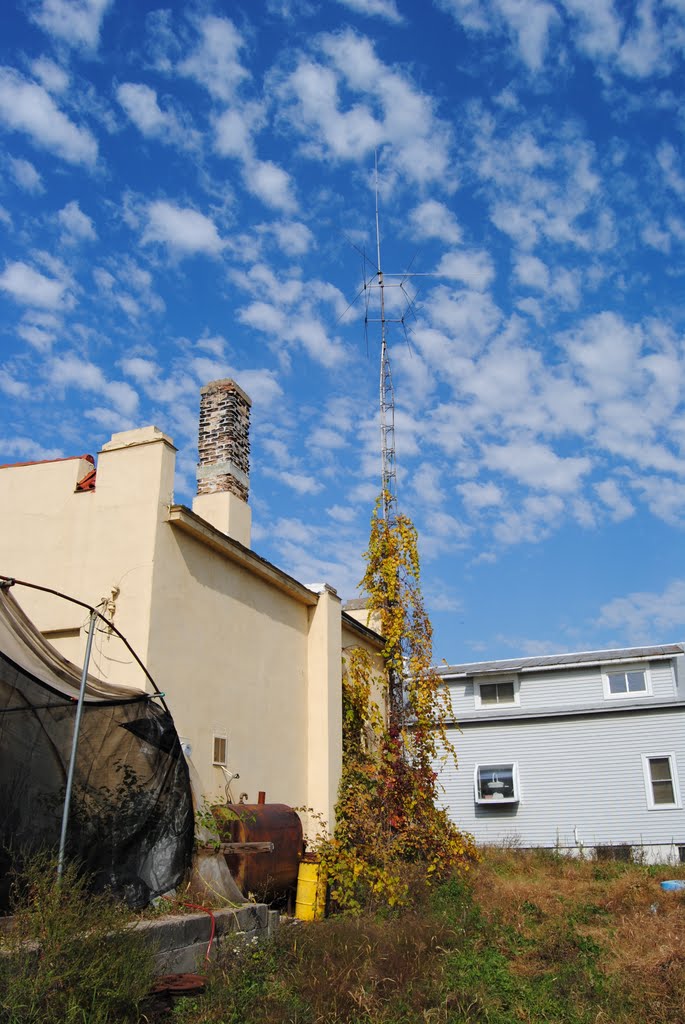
[{"left": 0, "top": 586, "right": 194, "bottom": 910}]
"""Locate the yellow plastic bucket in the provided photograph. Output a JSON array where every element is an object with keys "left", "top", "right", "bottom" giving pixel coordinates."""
[{"left": 295, "top": 856, "right": 326, "bottom": 920}]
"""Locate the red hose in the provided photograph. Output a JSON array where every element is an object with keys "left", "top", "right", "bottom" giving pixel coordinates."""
[{"left": 163, "top": 895, "right": 217, "bottom": 962}]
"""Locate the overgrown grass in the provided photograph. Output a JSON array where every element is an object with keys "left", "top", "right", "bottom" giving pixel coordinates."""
[
  {"left": 172, "top": 849, "right": 685, "bottom": 1024},
  {"left": 0, "top": 856, "right": 155, "bottom": 1024},
  {"left": 3, "top": 850, "right": 685, "bottom": 1023}
]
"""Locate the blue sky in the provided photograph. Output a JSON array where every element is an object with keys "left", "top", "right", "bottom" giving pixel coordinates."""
[{"left": 1, "top": 0, "right": 684, "bottom": 663}]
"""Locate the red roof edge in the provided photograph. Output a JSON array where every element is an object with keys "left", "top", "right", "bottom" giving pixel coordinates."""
[
  {"left": 0, "top": 454, "right": 95, "bottom": 471},
  {"left": 76, "top": 467, "right": 97, "bottom": 492}
]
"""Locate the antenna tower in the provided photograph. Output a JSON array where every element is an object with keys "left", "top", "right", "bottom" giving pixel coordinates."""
[
  {"left": 362, "top": 153, "right": 423, "bottom": 522},
  {"left": 374, "top": 157, "right": 397, "bottom": 522}
]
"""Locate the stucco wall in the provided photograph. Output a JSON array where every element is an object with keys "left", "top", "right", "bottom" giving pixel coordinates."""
[
  {"left": 147, "top": 515, "right": 313, "bottom": 809},
  {"left": 0, "top": 428, "right": 374, "bottom": 828}
]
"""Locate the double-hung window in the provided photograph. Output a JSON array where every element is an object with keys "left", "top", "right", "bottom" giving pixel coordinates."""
[
  {"left": 642, "top": 753, "right": 681, "bottom": 809},
  {"left": 602, "top": 665, "right": 651, "bottom": 700},
  {"left": 475, "top": 763, "right": 520, "bottom": 804},
  {"left": 475, "top": 677, "right": 519, "bottom": 709}
]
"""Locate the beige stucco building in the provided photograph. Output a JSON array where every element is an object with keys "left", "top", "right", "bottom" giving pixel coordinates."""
[{"left": 0, "top": 380, "right": 383, "bottom": 829}]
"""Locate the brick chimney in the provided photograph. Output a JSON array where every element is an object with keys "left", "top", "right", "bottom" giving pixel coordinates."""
[{"left": 192, "top": 379, "right": 252, "bottom": 547}]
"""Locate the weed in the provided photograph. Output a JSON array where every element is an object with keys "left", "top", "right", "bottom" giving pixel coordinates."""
[{"left": 0, "top": 855, "right": 155, "bottom": 1024}]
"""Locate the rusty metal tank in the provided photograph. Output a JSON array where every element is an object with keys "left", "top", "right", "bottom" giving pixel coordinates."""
[{"left": 212, "top": 802, "right": 304, "bottom": 902}]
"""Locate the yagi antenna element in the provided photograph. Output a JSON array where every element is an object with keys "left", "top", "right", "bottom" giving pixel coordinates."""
[{"left": 343, "top": 152, "right": 427, "bottom": 522}]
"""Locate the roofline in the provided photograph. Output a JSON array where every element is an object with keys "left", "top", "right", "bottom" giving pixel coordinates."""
[
  {"left": 445, "top": 699, "right": 685, "bottom": 727},
  {"left": 167, "top": 504, "right": 319, "bottom": 606},
  {"left": 0, "top": 454, "right": 94, "bottom": 470},
  {"left": 438, "top": 644, "right": 685, "bottom": 678},
  {"left": 342, "top": 610, "right": 384, "bottom": 648}
]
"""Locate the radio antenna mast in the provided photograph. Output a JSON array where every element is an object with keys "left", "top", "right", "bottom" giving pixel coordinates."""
[
  {"left": 341, "top": 152, "right": 428, "bottom": 520},
  {"left": 365, "top": 152, "right": 428, "bottom": 520},
  {"left": 374, "top": 153, "right": 397, "bottom": 523}
]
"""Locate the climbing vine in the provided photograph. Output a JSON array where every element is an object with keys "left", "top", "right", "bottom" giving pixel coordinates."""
[{"left": 323, "top": 494, "right": 478, "bottom": 913}]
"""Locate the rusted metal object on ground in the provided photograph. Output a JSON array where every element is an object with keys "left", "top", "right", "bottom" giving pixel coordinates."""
[
  {"left": 212, "top": 802, "right": 304, "bottom": 902},
  {"left": 151, "top": 973, "right": 206, "bottom": 995}
]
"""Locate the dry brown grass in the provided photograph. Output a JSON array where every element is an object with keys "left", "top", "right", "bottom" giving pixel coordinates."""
[{"left": 471, "top": 847, "right": 685, "bottom": 1024}]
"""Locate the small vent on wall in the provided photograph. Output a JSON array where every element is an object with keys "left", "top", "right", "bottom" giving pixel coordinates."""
[{"left": 213, "top": 734, "right": 227, "bottom": 766}]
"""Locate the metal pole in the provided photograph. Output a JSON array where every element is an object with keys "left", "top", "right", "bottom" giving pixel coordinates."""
[{"left": 57, "top": 610, "right": 97, "bottom": 882}]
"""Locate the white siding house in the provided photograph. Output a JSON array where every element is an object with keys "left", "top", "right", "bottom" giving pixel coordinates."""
[{"left": 437, "top": 644, "right": 685, "bottom": 863}]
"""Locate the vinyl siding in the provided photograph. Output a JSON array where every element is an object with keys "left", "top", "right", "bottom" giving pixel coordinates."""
[
  {"left": 447, "top": 660, "right": 677, "bottom": 720},
  {"left": 439, "top": 705, "right": 685, "bottom": 851}
]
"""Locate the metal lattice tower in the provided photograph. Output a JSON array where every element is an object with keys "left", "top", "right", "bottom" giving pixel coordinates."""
[
  {"left": 374, "top": 164, "right": 397, "bottom": 522},
  {"left": 362, "top": 154, "right": 424, "bottom": 521}
]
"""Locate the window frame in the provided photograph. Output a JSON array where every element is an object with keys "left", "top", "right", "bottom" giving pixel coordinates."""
[
  {"left": 474, "top": 762, "right": 520, "bottom": 805},
  {"left": 474, "top": 676, "right": 520, "bottom": 710},
  {"left": 212, "top": 733, "right": 228, "bottom": 767},
  {"left": 602, "top": 663, "right": 652, "bottom": 701},
  {"left": 642, "top": 752, "right": 682, "bottom": 810}
]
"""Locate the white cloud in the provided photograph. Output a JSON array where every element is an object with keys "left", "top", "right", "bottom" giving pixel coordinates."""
[
  {"left": 248, "top": 159, "right": 297, "bottom": 212},
  {"left": 116, "top": 82, "right": 177, "bottom": 138},
  {"left": 327, "top": 504, "right": 357, "bottom": 523},
  {"left": 594, "top": 478, "right": 634, "bottom": 521},
  {"left": 49, "top": 353, "right": 139, "bottom": 416},
  {"left": 142, "top": 201, "right": 224, "bottom": 256},
  {"left": 630, "top": 475, "right": 685, "bottom": 526},
  {"left": 409, "top": 200, "right": 462, "bottom": 244},
  {"left": 0, "top": 436, "right": 63, "bottom": 460},
  {"left": 616, "top": 0, "right": 663, "bottom": 77},
  {"left": 334, "top": 0, "right": 404, "bottom": 22},
  {"left": 309, "top": 426, "right": 349, "bottom": 450},
  {"left": 598, "top": 579, "right": 685, "bottom": 639},
  {"left": 483, "top": 439, "right": 592, "bottom": 492},
  {"left": 560, "top": 312, "right": 643, "bottom": 399},
  {"left": 30, "top": 57, "right": 69, "bottom": 94},
  {"left": 493, "top": 493, "right": 565, "bottom": 544},
  {"left": 179, "top": 16, "right": 248, "bottom": 101},
  {"left": 31, "top": 0, "right": 112, "bottom": 50},
  {"left": 561, "top": 0, "right": 621, "bottom": 59},
  {"left": 514, "top": 253, "right": 549, "bottom": 290},
  {"left": 458, "top": 480, "right": 503, "bottom": 510},
  {"left": 0, "top": 68, "right": 97, "bottom": 166},
  {"left": 436, "top": 249, "right": 495, "bottom": 291},
  {"left": 496, "top": 0, "right": 559, "bottom": 71},
  {"left": 0, "top": 261, "right": 67, "bottom": 309},
  {"left": 9, "top": 157, "right": 43, "bottom": 193},
  {"left": 213, "top": 105, "right": 296, "bottom": 212},
  {"left": 17, "top": 322, "right": 56, "bottom": 351},
  {"left": 270, "top": 220, "right": 314, "bottom": 256},
  {"left": 214, "top": 107, "right": 256, "bottom": 160},
  {"left": 410, "top": 463, "right": 445, "bottom": 505},
  {"left": 438, "top": 0, "right": 558, "bottom": 70},
  {"left": 281, "top": 30, "right": 454, "bottom": 186},
  {"left": 0, "top": 370, "right": 29, "bottom": 397},
  {"left": 657, "top": 141, "right": 685, "bottom": 197},
  {"left": 58, "top": 200, "right": 97, "bottom": 241}
]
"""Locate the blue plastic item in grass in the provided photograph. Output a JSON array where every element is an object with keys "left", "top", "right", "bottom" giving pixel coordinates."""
[{"left": 660, "top": 880, "right": 685, "bottom": 891}]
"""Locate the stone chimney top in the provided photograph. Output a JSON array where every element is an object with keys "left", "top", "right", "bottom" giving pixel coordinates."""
[{"left": 197, "top": 379, "right": 252, "bottom": 500}]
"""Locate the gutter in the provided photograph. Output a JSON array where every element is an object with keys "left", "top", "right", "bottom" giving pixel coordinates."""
[{"left": 444, "top": 699, "right": 685, "bottom": 728}]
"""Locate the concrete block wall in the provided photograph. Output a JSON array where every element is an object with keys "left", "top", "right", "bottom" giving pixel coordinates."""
[{"left": 135, "top": 904, "right": 280, "bottom": 975}]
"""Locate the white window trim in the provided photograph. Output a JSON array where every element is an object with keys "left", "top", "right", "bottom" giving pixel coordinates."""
[
  {"left": 212, "top": 733, "right": 228, "bottom": 767},
  {"left": 642, "top": 752, "right": 682, "bottom": 810},
  {"left": 474, "top": 762, "right": 520, "bottom": 804},
  {"left": 474, "top": 676, "right": 520, "bottom": 710},
  {"left": 602, "top": 663, "right": 652, "bottom": 701}
]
